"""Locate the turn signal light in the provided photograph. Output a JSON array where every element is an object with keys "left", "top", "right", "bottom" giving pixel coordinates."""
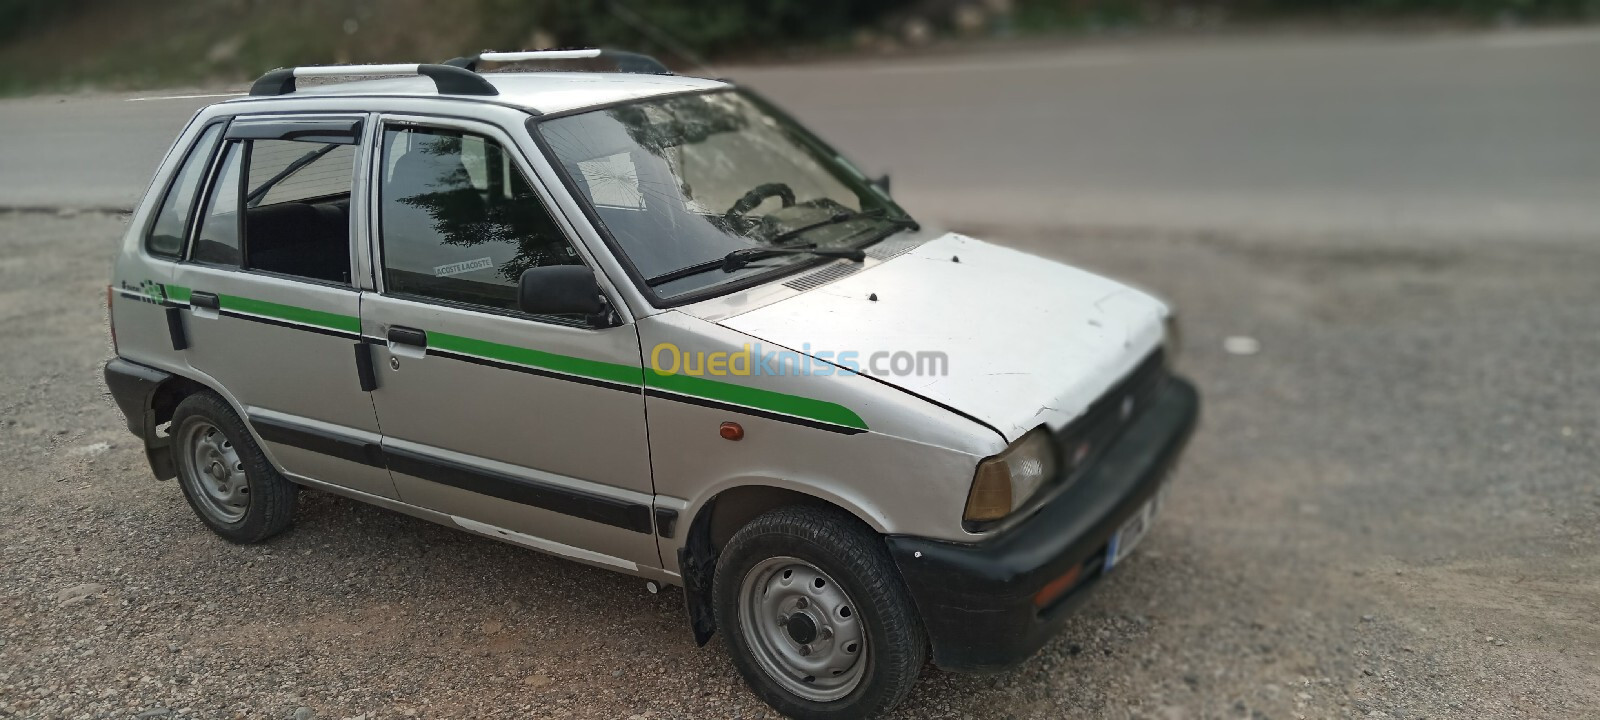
[
  {"left": 719, "top": 422, "right": 744, "bottom": 441},
  {"left": 962, "top": 460, "right": 1013, "bottom": 522},
  {"left": 963, "top": 428, "right": 1057, "bottom": 524}
]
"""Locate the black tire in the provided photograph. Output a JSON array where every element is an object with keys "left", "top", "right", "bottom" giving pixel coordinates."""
[
  {"left": 170, "top": 391, "right": 296, "bottom": 543},
  {"left": 714, "top": 505, "right": 927, "bottom": 719}
]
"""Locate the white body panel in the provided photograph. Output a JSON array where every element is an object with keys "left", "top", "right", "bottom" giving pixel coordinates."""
[{"left": 718, "top": 233, "right": 1169, "bottom": 441}]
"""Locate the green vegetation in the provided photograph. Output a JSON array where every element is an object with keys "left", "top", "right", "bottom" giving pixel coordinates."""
[{"left": 0, "top": 0, "right": 1593, "bottom": 95}]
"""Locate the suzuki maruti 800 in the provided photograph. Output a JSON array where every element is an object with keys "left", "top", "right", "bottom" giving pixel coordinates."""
[{"left": 105, "top": 49, "right": 1200, "bottom": 719}]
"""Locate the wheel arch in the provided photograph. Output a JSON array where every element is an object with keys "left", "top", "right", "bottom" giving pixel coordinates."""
[{"left": 105, "top": 357, "right": 252, "bottom": 480}]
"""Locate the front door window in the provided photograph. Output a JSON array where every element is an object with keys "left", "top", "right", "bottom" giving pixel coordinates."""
[{"left": 378, "top": 126, "right": 583, "bottom": 316}]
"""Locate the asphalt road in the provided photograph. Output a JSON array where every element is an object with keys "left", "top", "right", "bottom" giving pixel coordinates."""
[{"left": 1, "top": 28, "right": 1598, "bottom": 240}]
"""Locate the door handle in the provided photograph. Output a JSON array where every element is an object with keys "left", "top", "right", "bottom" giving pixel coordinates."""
[
  {"left": 190, "top": 291, "right": 221, "bottom": 311},
  {"left": 387, "top": 326, "right": 427, "bottom": 348}
]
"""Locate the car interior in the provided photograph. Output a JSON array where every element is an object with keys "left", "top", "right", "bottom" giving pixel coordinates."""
[
  {"left": 240, "top": 140, "right": 355, "bottom": 284},
  {"left": 245, "top": 197, "right": 351, "bottom": 284}
]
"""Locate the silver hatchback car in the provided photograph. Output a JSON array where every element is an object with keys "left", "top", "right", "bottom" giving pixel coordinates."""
[{"left": 104, "top": 50, "right": 1200, "bottom": 719}]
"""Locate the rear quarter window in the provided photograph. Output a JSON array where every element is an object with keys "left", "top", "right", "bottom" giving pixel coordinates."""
[{"left": 145, "top": 123, "right": 224, "bottom": 259}]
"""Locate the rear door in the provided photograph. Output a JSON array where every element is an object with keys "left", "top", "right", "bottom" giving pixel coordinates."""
[
  {"left": 359, "top": 114, "right": 657, "bottom": 572},
  {"left": 171, "top": 114, "right": 397, "bottom": 499}
]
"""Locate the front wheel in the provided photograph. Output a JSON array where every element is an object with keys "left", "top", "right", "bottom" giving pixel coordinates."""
[{"left": 714, "top": 506, "right": 927, "bottom": 719}]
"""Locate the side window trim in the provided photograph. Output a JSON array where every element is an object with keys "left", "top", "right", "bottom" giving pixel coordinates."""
[
  {"left": 368, "top": 114, "right": 610, "bottom": 329},
  {"left": 226, "top": 117, "right": 363, "bottom": 144},
  {"left": 379, "top": 289, "right": 594, "bottom": 329},
  {"left": 235, "top": 138, "right": 252, "bottom": 268},
  {"left": 142, "top": 118, "right": 229, "bottom": 260},
  {"left": 184, "top": 137, "right": 243, "bottom": 265},
  {"left": 354, "top": 112, "right": 380, "bottom": 292}
]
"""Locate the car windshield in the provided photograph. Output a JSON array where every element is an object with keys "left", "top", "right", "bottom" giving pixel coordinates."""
[{"left": 537, "top": 90, "right": 914, "bottom": 300}]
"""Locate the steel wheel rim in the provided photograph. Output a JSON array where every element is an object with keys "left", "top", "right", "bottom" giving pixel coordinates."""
[
  {"left": 177, "top": 420, "right": 249, "bottom": 524},
  {"left": 738, "top": 556, "right": 867, "bottom": 702}
]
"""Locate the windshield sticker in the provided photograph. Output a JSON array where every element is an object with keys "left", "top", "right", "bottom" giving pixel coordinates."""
[{"left": 434, "top": 257, "right": 495, "bottom": 277}]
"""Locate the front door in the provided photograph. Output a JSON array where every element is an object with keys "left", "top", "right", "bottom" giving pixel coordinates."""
[
  {"left": 359, "top": 115, "right": 657, "bottom": 572},
  {"left": 172, "top": 114, "right": 397, "bottom": 500}
]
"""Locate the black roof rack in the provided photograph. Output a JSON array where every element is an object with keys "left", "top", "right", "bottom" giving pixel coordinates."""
[
  {"left": 443, "top": 49, "right": 671, "bottom": 75},
  {"left": 248, "top": 63, "right": 498, "bottom": 97}
]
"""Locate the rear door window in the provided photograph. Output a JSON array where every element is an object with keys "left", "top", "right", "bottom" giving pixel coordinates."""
[
  {"left": 240, "top": 138, "right": 355, "bottom": 284},
  {"left": 146, "top": 123, "right": 224, "bottom": 259},
  {"left": 185, "top": 119, "right": 360, "bottom": 285},
  {"left": 247, "top": 141, "right": 356, "bottom": 206}
]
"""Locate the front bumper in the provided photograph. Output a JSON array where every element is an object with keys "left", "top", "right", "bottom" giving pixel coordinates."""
[{"left": 886, "top": 376, "right": 1200, "bottom": 672}]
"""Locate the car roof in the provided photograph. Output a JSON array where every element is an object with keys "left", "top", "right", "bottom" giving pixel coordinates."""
[{"left": 221, "top": 71, "right": 730, "bottom": 115}]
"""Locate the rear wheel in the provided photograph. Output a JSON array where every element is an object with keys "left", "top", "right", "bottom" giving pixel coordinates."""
[
  {"left": 171, "top": 392, "right": 296, "bottom": 543},
  {"left": 714, "top": 505, "right": 926, "bottom": 719}
]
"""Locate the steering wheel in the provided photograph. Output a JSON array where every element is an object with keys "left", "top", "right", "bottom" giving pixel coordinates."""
[{"left": 724, "top": 183, "right": 797, "bottom": 222}]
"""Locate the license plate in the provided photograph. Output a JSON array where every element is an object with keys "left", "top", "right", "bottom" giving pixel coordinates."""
[{"left": 1103, "top": 485, "right": 1166, "bottom": 573}]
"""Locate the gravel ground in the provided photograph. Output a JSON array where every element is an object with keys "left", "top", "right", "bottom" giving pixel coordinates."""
[{"left": 1, "top": 211, "right": 1596, "bottom": 719}]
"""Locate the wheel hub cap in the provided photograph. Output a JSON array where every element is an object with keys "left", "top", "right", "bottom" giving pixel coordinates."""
[
  {"left": 178, "top": 420, "right": 249, "bottom": 524},
  {"left": 738, "top": 557, "right": 867, "bottom": 702},
  {"left": 785, "top": 612, "right": 818, "bottom": 644}
]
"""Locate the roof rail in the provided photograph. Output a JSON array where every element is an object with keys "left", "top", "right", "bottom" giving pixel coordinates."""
[
  {"left": 248, "top": 63, "right": 499, "bottom": 97},
  {"left": 443, "top": 49, "right": 671, "bottom": 75}
]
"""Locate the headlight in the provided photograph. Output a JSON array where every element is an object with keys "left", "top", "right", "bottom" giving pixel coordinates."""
[{"left": 963, "top": 427, "right": 1057, "bottom": 524}]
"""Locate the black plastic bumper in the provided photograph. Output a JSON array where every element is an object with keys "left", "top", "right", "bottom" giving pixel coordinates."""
[
  {"left": 886, "top": 376, "right": 1200, "bottom": 672},
  {"left": 103, "top": 357, "right": 178, "bottom": 479}
]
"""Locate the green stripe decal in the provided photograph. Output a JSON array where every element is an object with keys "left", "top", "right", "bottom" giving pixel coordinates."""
[
  {"left": 431, "top": 332, "right": 866, "bottom": 430},
  {"left": 161, "top": 283, "right": 359, "bottom": 334},
  {"left": 645, "top": 370, "right": 869, "bottom": 431},
  {"left": 217, "top": 294, "right": 361, "bottom": 334},
  {"left": 156, "top": 284, "right": 865, "bottom": 431},
  {"left": 429, "top": 332, "right": 644, "bottom": 386}
]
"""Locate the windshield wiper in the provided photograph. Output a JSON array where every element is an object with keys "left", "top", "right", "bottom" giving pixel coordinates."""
[
  {"left": 767, "top": 207, "right": 917, "bottom": 245},
  {"left": 721, "top": 246, "right": 865, "bottom": 272},
  {"left": 644, "top": 244, "right": 865, "bottom": 287},
  {"left": 642, "top": 206, "right": 913, "bottom": 287}
]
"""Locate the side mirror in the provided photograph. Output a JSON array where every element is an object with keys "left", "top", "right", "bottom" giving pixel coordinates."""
[
  {"left": 518, "top": 266, "right": 610, "bottom": 323},
  {"left": 875, "top": 173, "right": 892, "bottom": 196}
]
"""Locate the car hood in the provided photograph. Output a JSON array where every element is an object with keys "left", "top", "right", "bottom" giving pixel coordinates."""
[{"left": 716, "top": 233, "right": 1168, "bottom": 443}]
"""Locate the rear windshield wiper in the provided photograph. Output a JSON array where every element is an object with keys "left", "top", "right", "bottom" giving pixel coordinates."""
[
  {"left": 767, "top": 207, "right": 917, "bottom": 245},
  {"left": 644, "top": 245, "right": 865, "bottom": 287}
]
